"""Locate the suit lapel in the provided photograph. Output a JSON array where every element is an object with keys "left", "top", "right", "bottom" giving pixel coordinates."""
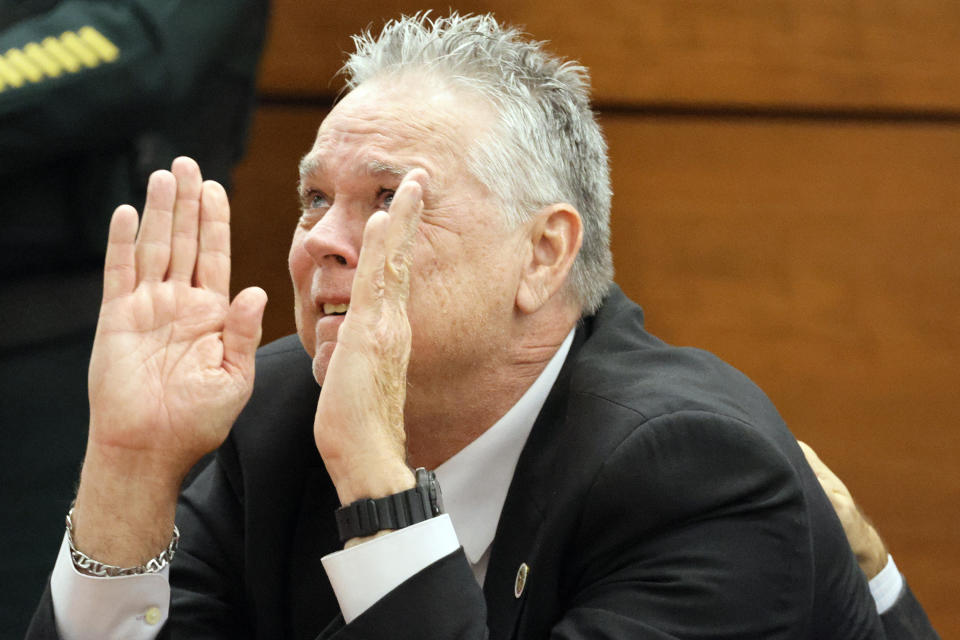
[{"left": 483, "top": 324, "right": 588, "bottom": 640}]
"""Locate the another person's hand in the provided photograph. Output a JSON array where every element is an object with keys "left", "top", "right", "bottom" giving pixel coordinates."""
[
  {"left": 313, "top": 170, "right": 428, "bottom": 509},
  {"left": 72, "top": 157, "right": 267, "bottom": 565},
  {"left": 799, "top": 441, "right": 888, "bottom": 579}
]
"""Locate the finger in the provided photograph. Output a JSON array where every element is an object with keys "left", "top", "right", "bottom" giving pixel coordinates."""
[
  {"left": 797, "top": 441, "right": 819, "bottom": 466},
  {"left": 383, "top": 169, "right": 427, "bottom": 307},
  {"left": 222, "top": 286, "right": 268, "bottom": 380},
  {"left": 349, "top": 210, "right": 390, "bottom": 319},
  {"left": 798, "top": 441, "right": 851, "bottom": 496},
  {"left": 798, "top": 441, "right": 830, "bottom": 481},
  {"left": 135, "top": 171, "right": 176, "bottom": 283},
  {"left": 197, "top": 180, "right": 231, "bottom": 297},
  {"left": 102, "top": 205, "right": 139, "bottom": 303},
  {"left": 167, "top": 157, "right": 203, "bottom": 283}
]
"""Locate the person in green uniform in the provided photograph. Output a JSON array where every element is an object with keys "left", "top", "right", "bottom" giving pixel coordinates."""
[{"left": 0, "top": 3, "right": 269, "bottom": 636}]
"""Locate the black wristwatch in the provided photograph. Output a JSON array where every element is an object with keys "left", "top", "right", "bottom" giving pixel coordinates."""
[{"left": 334, "top": 468, "right": 444, "bottom": 543}]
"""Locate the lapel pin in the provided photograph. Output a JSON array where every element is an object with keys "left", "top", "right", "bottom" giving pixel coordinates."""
[{"left": 514, "top": 562, "right": 529, "bottom": 599}]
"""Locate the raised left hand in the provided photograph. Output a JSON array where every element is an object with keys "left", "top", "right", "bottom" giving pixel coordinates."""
[{"left": 313, "top": 169, "right": 428, "bottom": 505}]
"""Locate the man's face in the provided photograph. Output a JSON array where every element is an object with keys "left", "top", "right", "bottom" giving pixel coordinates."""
[{"left": 290, "top": 79, "right": 527, "bottom": 388}]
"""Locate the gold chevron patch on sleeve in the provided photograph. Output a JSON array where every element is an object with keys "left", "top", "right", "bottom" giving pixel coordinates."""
[
  {"left": 78, "top": 26, "right": 119, "bottom": 62},
  {"left": 0, "top": 26, "right": 119, "bottom": 93}
]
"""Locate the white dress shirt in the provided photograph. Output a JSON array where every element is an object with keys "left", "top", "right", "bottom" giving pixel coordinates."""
[
  {"left": 870, "top": 554, "right": 904, "bottom": 614},
  {"left": 48, "top": 327, "right": 903, "bottom": 635},
  {"left": 51, "top": 534, "right": 172, "bottom": 640},
  {"left": 322, "top": 330, "right": 575, "bottom": 621}
]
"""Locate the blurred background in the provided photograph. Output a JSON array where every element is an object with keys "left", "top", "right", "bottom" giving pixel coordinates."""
[{"left": 3, "top": 0, "right": 958, "bottom": 637}]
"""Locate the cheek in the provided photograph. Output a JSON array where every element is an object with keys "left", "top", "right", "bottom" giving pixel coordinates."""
[
  {"left": 289, "top": 235, "right": 316, "bottom": 353},
  {"left": 289, "top": 233, "right": 316, "bottom": 302},
  {"left": 410, "top": 228, "right": 514, "bottom": 312},
  {"left": 288, "top": 232, "right": 310, "bottom": 283},
  {"left": 292, "top": 288, "right": 314, "bottom": 355},
  {"left": 408, "top": 258, "right": 488, "bottom": 339}
]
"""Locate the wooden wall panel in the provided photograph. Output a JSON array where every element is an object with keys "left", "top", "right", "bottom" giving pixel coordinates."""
[
  {"left": 229, "top": 106, "right": 324, "bottom": 342},
  {"left": 230, "top": 105, "right": 960, "bottom": 634},
  {"left": 258, "top": 0, "right": 960, "bottom": 111},
  {"left": 603, "top": 115, "right": 960, "bottom": 632}
]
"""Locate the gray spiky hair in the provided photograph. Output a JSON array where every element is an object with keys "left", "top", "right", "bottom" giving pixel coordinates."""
[{"left": 342, "top": 13, "right": 613, "bottom": 313}]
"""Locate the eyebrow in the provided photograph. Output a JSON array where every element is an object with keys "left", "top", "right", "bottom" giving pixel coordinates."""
[
  {"left": 298, "top": 153, "right": 320, "bottom": 180},
  {"left": 298, "top": 154, "right": 412, "bottom": 181},
  {"left": 365, "top": 160, "right": 410, "bottom": 178}
]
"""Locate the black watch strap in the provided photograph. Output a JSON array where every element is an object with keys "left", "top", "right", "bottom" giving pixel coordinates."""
[{"left": 334, "top": 468, "right": 443, "bottom": 543}]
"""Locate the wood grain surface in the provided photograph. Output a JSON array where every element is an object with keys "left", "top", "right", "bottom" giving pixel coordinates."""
[{"left": 258, "top": 0, "right": 960, "bottom": 112}]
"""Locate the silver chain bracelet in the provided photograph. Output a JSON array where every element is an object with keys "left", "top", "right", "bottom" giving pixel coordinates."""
[{"left": 65, "top": 507, "right": 180, "bottom": 577}]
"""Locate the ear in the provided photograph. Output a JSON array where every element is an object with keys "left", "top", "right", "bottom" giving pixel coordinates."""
[{"left": 516, "top": 204, "right": 583, "bottom": 314}]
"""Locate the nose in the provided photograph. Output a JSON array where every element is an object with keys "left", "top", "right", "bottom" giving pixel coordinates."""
[{"left": 301, "top": 204, "right": 363, "bottom": 268}]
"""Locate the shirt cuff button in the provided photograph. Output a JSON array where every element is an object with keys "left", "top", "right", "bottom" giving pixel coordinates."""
[{"left": 144, "top": 606, "right": 162, "bottom": 626}]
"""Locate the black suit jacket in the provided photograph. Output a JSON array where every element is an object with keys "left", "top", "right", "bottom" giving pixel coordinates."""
[{"left": 28, "top": 288, "right": 939, "bottom": 639}]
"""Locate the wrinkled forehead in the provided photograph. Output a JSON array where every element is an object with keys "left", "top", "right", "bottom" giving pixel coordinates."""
[{"left": 299, "top": 78, "right": 495, "bottom": 181}]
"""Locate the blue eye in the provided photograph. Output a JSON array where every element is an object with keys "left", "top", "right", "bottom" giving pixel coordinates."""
[
  {"left": 298, "top": 188, "right": 330, "bottom": 211},
  {"left": 381, "top": 190, "right": 395, "bottom": 208},
  {"left": 298, "top": 191, "right": 330, "bottom": 228}
]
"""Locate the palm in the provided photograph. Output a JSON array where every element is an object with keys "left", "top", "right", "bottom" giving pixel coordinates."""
[
  {"left": 92, "top": 285, "right": 225, "bottom": 445},
  {"left": 87, "top": 159, "right": 266, "bottom": 477}
]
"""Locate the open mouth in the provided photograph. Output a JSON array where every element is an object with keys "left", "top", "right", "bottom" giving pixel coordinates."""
[{"left": 323, "top": 302, "right": 349, "bottom": 316}]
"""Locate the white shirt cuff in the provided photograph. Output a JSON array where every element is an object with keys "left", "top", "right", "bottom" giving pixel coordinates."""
[
  {"left": 50, "top": 532, "right": 170, "bottom": 640},
  {"left": 868, "top": 553, "right": 904, "bottom": 615},
  {"left": 321, "top": 514, "right": 459, "bottom": 624}
]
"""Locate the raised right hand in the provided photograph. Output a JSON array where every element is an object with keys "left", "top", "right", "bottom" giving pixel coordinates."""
[
  {"left": 72, "top": 158, "right": 266, "bottom": 564},
  {"left": 86, "top": 157, "right": 266, "bottom": 480}
]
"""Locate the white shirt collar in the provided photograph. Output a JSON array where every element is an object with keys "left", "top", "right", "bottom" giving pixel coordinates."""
[{"left": 435, "top": 329, "right": 574, "bottom": 567}]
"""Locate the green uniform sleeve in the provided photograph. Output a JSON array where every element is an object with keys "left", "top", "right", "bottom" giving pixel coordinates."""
[{"left": 0, "top": 1, "right": 267, "bottom": 173}]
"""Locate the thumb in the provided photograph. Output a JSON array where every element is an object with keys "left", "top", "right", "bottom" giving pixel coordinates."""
[{"left": 223, "top": 286, "right": 268, "bottom": 378}]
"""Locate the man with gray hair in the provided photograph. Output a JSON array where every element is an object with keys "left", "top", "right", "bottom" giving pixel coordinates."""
[{"left": 27, "top": 13, "right": 933, "bottom": 639}]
